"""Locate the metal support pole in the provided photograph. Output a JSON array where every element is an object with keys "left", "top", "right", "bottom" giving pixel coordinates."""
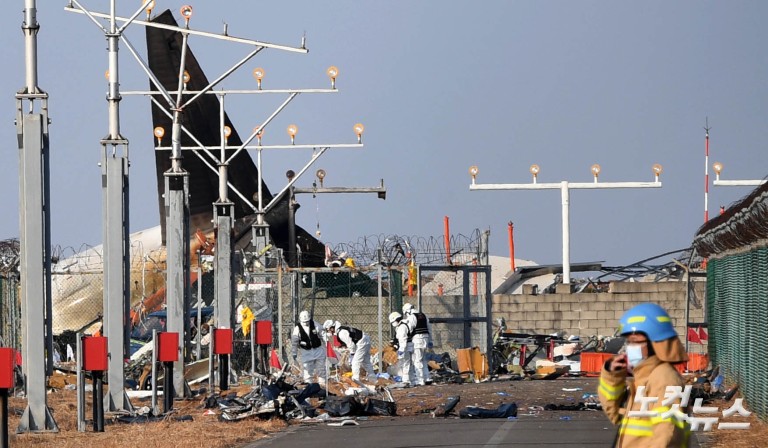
[
  {"left": 219, "top": 354, "right": 229, "bottom": 391},
  {"left": 288, "top": 187, "right": 297, "bottom": 267},
  {"left": 377, "top": 248, "right": 383, "bottom": 374},
  {"left": 163, "top": 362, "right": 173, "bottom": 413},
  {"left": 484, "top": 265, "right": 493, "bottom": 362},
  {"left": 462, "top": 270, "right": 471, "bottom": 348},
  {"left": 208, "top": 328, "right": 215, "bottom": 392},
  {"left": 17, "top": 113, "right": 57, "bottom": 433},
  {"left": 250, "top": 320, "right": 256, "bottom": 375},
  {"left": 508, "top": 222, "right": 515, "bottom": 272},
  {"left": 151, "top": 331, "right": 158, "bottom": 415},
  {"left": 102, "top": 151, "right": 133, "bottom": 413},
  {"left": 76, "top": 333, "right": 85, "bottom": 432},
  {"left": 214, "top": 206, "right": 233, "bottom": 330},
  {"left": 93, "top": 371, "right": 104, "bottom": 432},
  {"left": 214, "top": 94, "right": 234, "bottom": 335},
  {"left": 0, "top": 389, "right": 7, "bottom": 448},
  {"left": 684, "top": 269, "right": 691, "bottom": 354},
  {"left": 196, "top": 263, "right": 202, "bottom": 360},
  {"left": 17, "top": 0, "right": 57, "bottom": 432},
  {"left": 277, "top": 255, "right": 284, "bottom": 360},
  {"left": 561, "top": 182, "right": 571, "bottom": 284},
  {"left": 165, "top": 173, "right": 189, "bottom": 398}
]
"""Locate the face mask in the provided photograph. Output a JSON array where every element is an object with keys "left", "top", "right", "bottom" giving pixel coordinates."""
[{"left": 626, "top": 344, "right": 645, "bottom": 368}]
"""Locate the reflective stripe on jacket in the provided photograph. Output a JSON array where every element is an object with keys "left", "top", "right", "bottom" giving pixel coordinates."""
[{"left": 598, "top": 355, "right": 691, "bottom": 448}]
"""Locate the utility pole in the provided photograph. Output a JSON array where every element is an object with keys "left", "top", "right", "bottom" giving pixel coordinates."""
[
  {"left": 16, "top": 0, "right": 58, "bottom": 432},
  {"left": 469, "top": 163, "right": 663, "bottom": 286}
]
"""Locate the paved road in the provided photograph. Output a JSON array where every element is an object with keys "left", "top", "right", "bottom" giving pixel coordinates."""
[{"left": 243, "top": 414, "right": 708, "bottom": 447}]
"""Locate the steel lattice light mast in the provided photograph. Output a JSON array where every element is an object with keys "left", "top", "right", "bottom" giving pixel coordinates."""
[
  {"left": 66, "top": 0, "right": 174, "bottom": 414},
  {"left": 469, "top": 163, "right": 663, "bottom": 286},
  {"left": 69, "top": 1, "right": 373, "bottom": 397}
]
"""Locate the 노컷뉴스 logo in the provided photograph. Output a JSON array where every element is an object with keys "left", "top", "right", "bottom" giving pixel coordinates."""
[{"left": 627, "top": 385, "right": 750, "bottom": 431}]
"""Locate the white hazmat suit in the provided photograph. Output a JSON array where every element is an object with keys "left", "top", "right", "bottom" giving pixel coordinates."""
[
  {"left": 290, "top": 311, "right": 326, "bottom": 384},
  {"left": 403, "top": 304, "right": 433, "bottom": 386},
  {"left": 335, "top": 324, "right": 375, "bottom": 382},
  {"left": 390, "top": 312, "right": 414, "bottom": 385}
]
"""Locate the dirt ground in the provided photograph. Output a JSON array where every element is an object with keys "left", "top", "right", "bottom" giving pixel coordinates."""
[{"left": 6, "top": 373, "right": 766, "bottom": 447}]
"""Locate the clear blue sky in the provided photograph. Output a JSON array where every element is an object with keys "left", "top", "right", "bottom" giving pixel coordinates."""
[{"left": 2, "top": 1, "right": 767, "bottom": 269}]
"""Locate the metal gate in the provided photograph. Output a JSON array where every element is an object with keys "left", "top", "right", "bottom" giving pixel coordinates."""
[{"left": 416, "top": 264, "right": 492, "bottom": 367}]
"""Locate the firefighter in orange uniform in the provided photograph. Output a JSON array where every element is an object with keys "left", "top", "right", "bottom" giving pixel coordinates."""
[{"left": 599, "top": 303, "right": 691, "bottom": 447}]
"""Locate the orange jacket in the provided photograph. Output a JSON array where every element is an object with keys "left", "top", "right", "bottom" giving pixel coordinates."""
[{"left": 599, "top": 355, "right": 691, "bottom": 448}]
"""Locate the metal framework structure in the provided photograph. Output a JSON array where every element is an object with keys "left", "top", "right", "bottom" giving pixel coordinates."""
[
  {"left": 291, "top": 170, "right": 386, "bottom": 267},
  {"left": 469, "top": 163, "right": 663, "bottom": 285},
  {"left": 67, "top": 1, "right": 376, "bottom": 398}
]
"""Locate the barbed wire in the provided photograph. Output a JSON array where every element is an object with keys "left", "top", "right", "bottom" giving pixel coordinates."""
[
  {"left": 329, "top": 229, "right": 489, "bottom": 267},
  {"left": 3, "top": 227, "right": 490, "bottom": 277},
  {"left": 694, "top": 183, "right": 768, "bottom": 258},
  {"left": 0, "top": 239, "right": 20, "bottom": 276}
]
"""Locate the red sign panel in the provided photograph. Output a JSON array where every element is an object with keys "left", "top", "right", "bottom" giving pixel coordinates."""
[
  {"left": 0, "top": 348, "right": 15, "bottom": 388},
  {"left": 255, "top": 321, "right": 272, "bottom": 345},
  {"left": 157, "top": 332, "right": 179, "bottom": 362},
  {"left": 82, "top": 337, "right": 109, "bottom": 372},
  {"left": 213, "top": 328, "right": 233, "bottom": 355}
]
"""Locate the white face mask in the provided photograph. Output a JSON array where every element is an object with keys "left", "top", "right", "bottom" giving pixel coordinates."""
[{"left": 626, "top": 344, "right": 645, "bottom": 368}]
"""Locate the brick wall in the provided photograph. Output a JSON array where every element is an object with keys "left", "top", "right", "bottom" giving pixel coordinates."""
[{"left": 492, "top": 280, "right": 707, "bottom": 348}]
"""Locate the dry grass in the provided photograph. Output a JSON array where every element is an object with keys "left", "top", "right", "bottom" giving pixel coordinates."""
[
  {"left": 8, "top": 389, "right": 287, "bottom": 448},
  {"left": 698, "top": 394, "right": 768, "bottom": 448},
  {"left": 9, "top": 376, "right": 768, "bottom": 447},
  {"left": 704, "top": 419, "right": 768, "bottom": 448}
]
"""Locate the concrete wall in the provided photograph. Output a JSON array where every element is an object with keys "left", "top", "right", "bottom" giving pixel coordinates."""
[
  {"left": 492, "top": 280, "right": 707, "bottom": 347},
  {"left": 293, "top": 280, "right": 706, "bottom": 354}
]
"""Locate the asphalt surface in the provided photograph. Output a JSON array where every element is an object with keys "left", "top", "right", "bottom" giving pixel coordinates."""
[{"left": 243, "top": 413, "right": 707, "bottom": 447}]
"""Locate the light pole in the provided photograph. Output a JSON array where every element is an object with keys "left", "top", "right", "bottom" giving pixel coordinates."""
[
  {"left": 712, "top": 162, "right": 767, "bottom": 187},
  {"left": 68, "top": 2, "right": 359, "bottom": 399},
  {"left": 16, "top": 0, "right": 58, "bottom": 432},
  {"left": 290, "top": 166, "right": 387, "bottom": 267},
  {"left": 469, "top": 163, "right": 663, "bottom": 286}
]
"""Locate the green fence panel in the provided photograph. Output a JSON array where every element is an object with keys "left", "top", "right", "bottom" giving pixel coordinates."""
[{"left": 707, "top": 247, "right": 768, "bottom": 419}]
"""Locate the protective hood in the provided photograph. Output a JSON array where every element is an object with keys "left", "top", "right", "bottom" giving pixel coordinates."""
[{"left": 651, "top": 336, "right": 688, "bottom": 364}]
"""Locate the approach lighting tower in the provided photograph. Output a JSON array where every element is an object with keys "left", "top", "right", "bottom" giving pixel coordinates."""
[
  {"left": 469, "top": 163, "right": 663, "bottom": 286},
  {"left": 16, "top": 0, "right": 58, "bottom": 432}
]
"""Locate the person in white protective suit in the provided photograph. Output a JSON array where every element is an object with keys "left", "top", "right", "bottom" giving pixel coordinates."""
[
  {"left": 389, "top": 311, "right": 413, "bottom": 386},
  {"left": 403, "top": 303, "right": 433, "bottom": 386},
  {"left": 322, "top": 319, "right": 375, "bottom": 382},
  {"left": 290, "top": 311, "right": 326, "bottom": 385}
]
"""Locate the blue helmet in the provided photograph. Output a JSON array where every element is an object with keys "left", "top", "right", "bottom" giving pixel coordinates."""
[{"left": 619, "top": 303, "right": 678, "bottom": 342}]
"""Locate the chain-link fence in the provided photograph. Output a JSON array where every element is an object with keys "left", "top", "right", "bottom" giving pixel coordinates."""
[
  {"left": 9, "top": 227, "right": 489, "bottom": 380},
  {"left": 1, "top": 238, "right": 21, "bottom": 351},
  {"left": 707, "top": 247, "right": 768, "bottom": 419},
  {"left": 0, "top": 275, "right": 21, "bottom": 350},
  {"left": 231, "top": 259, "right": 399, "bottom": 374}
]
